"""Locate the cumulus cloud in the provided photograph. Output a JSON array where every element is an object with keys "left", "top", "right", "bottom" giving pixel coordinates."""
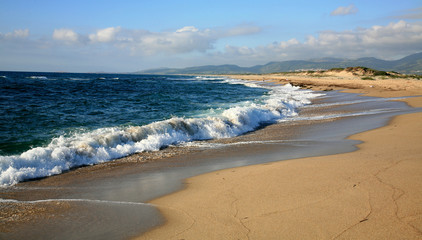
[
  {"left": 216, "top": 20, "right": 422, "bottom": 64},
  {"left": 53, "top": 28, "right": 79, "bottom": 43},
  {"left": 176, "top": 26, "right": 199, "bottom": 33},
  {"left": 89, "top": 27, "right": 122, "bottom": 43},
  {"left": 124, "top": 26, "right": 215, "bottom": 55},
  {"left": 331, "top": 4, "right": 358, "bottom": 16},
  {"left": 3, "top": 21, "right": 421, "bottom": 71},
  {"left": 48, "top": 24, "right": 260, "bottom": 55}
]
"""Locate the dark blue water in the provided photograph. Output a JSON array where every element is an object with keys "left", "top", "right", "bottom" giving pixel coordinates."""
[
  {"left": 2, "top": 72, "right": 418, "bottom": 240},
  {"left": 5, "top": 72, "right": 331, "bottom": 186},
  {"left": 0, "top": 72, "right": 266, "bottom": 156}
]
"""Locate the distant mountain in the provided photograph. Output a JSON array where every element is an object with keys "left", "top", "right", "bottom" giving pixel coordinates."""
[{"left": 136, "top": 52, "right": 422, "bottom": 75}]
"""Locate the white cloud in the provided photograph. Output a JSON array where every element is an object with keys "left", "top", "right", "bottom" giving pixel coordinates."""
[
  {"left": 331, "top": 4, "right": 358, "bottom": 16},
  {"left": 82, "top": 26, "right": 227, "bottom": 55},
  {"left": 0, "top": 29, "right": 29, "bottom": 39},
  {"left": 53, "top": 28, "right": 79, "bottom": 42},
  {"left": 46, "top": 24, "right": 261, "bottom": 55},
  {"left": 215, "top": 20, "right": 422, "bottom": 64},
  {"left": 361, "top": 20, "right": 422, "bottom": 47},
  {"left": 2, "top": 21, "right": 421, "bottom": 72},
  {"left": 119, "top": 26, "right": 215, "bottom": 55},
  {"left": 176, "top": 26, "right": 199, "bottom": 33},
  {"left": 89, "top": 27, "right": 122, "bottom": 43}
]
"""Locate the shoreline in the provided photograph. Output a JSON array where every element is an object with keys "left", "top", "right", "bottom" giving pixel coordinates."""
[
  {"left": 1, "top": 74, "right": 421, "bottom": 239},
  {"left": 137, "top": 74, "right": 422, "bottom": 239}
]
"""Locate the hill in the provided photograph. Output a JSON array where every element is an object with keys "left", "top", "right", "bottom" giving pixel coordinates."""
[{"left": 136, "top": 52, "right": 422, "bottom": 75}]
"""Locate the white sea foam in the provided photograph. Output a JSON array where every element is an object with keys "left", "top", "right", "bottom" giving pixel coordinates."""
[
  {"left": 182, "top": 139, "right": 292, "bottom": 149},
  {"left": 66, "top": 77, "right": 91, "bottom": 81},
  {"left": 28, "top": 76, "right": 48, "bottom": 80},
  {"left": 194, "top": 76, "right": 225, "bottom": 81},
  {"left": 280, "top": 108, "right": 401, "bottom": 122},
  {"left": 305, "top": 97, "right": 406, "bottom": 108},
  {"left": 0, "top": 80, "right": 323, "bottom": 186},
  {"left": 0, "top": 198, "right": 152, "bottom": 206}
]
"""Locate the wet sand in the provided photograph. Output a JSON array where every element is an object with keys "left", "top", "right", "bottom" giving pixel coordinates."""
[
  {"left": 138, "top": 74, "right": 422, "bottom": 239},
  {"left": 1, "top": 73, "right": 421, "bottom": 239}
]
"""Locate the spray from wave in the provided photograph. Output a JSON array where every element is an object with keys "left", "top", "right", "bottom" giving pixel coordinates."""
[{"left": 0, "top": 79, "right": 323, "bottom": 186}]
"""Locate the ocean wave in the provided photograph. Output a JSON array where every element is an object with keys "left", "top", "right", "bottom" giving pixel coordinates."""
[
  {"left": 65, "top": 77, "right": 92, "bottom": 81},
  {"left": 305, "top": 97, "right": 406, "bottom": 108},
  {"left": 280, "top": 108, "right": 401, "bottom": 122},
  {"left": 27, "top": 76, "right": 48, "bottom": 80},
  {"left": 182, "top": 139, "right": 292, "bottom": 149},
  {"left": 194, "top": 76, "right": 225, "bottom": 81},
  {"left": 0, "top": 81, "right": 323, "bottom": 186}
]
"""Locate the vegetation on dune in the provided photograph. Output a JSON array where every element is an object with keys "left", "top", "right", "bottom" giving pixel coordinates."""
[{"left": 273, "top": 66, "right": 422, "bottom": 80}]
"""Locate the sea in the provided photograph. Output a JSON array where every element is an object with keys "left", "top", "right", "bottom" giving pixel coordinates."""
[{"left": 0, "top": 71, "right": 323, "bottom": 187}]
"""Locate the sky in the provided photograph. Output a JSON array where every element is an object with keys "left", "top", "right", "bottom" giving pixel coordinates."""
[{"left": 1, "top": 0, "right": 421, "bottom": 72}]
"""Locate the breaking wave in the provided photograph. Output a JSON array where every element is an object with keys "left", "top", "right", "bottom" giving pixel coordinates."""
[
  {"left": 27, "top": 76, "right": 48, "bottom": 80},
  {"left": 0, "top": 81, "right": 323, "bottom": 186}
]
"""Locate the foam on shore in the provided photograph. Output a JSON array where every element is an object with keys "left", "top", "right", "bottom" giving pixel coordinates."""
[{"left": 0, "top": 80, "right": 323, "bottom": 186}]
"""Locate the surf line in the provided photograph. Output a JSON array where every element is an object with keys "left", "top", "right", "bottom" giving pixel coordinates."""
[{"left": 0, "top": 198, "right": 154, "bottom": 206}]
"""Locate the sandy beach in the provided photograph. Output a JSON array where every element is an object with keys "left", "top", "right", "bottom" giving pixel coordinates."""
[
  {"left": 3, "top": 1, "right": 422, "bottom": 239},
  {"left": 138, "top": 72, "right": 422, "bottom": 239}
]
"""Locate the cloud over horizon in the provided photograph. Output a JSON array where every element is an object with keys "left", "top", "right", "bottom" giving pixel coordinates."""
[
  {"left": 46, "top": 20, "right": 422, "bottom": 60},
  {"left": 213, "top": 20, "right": 422, "bottom": 65},
  {"left": 53, "top": 29, "right": 80, "bottom": 43},
  {"left": 50, "top": 24, "right": 262, "bottom": 56},
  {"left": 1, "top": 20, "right": 421, "bottom": 71}
]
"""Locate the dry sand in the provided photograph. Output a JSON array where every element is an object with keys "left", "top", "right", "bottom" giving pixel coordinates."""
[
  {"left": 138, "top": 74, "right": 422, "bottom": 239},
  {"left": 225, "top": 71, "right": 422, "bottom": 97}
]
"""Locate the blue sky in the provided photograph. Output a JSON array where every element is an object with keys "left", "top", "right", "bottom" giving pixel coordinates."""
[{"left": 1, "top": 0, "right": 421, "bottom": 72}]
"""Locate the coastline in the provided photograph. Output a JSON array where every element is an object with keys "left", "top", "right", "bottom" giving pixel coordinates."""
[
  {"left": 138, "top": 74, "right": 422, "bottom": 239},
  {"left": 1, "top": 73, "right": 421, "bottom": 239}
]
